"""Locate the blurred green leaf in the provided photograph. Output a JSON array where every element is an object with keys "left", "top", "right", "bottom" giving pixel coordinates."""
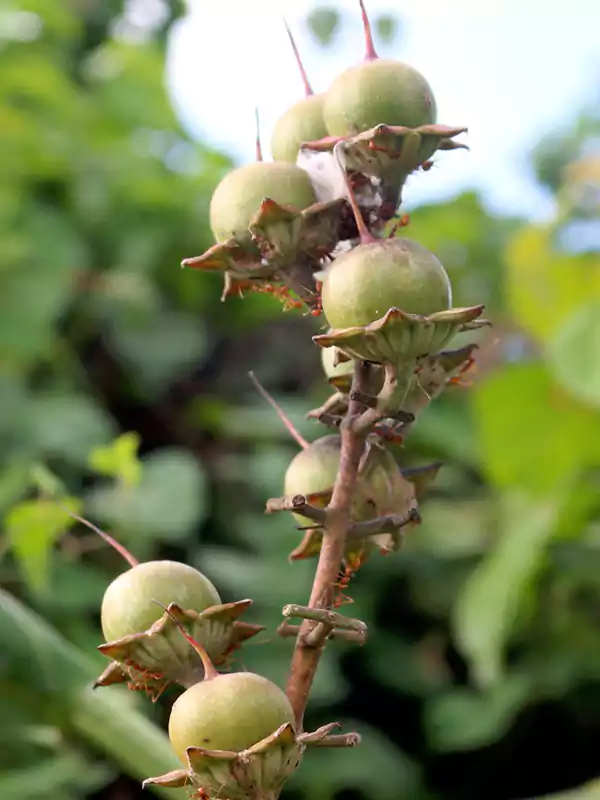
[
  {"left": 107, "top": 308, "right": 209, "bottom": 395},
  {"left": 306, "top": 7, "right": 340, "bottom": 47},
  {"left": 0, "top": 460, "right": 32, "bottom": 516},
  {"left": 424, "top": 675, "right": 533, "bottom": 751},
  {"left": 86, "top": 448, "right": 207, "bottom": 539},
  {"left": 0, "top": 209, "right": 85, "bottom": 369},
  {"left": 0, "top": 751, "right": 109, "bottom": 800},
  {"left": 547, "top": 301, "right": 600, "bottom": 409},
  {"left": 472, "top": 362, "right": 600, "bottom": 492},
  {"left": 0, "top": 589, "right": 186, "bottom": 799},
  {"left": 375, "top": 14, "right": 399, "bottom": 44},
  {"left": 289, "top": 721, "right": 426, "bottom": 800},
  {"left": 505, "top": 226, "right": 600, "bottom": 343},
  {"left": 24, "top": 393, "right": 116, "bottom": 467},
  {"left": 89, "top": 431, "right": 142, "bottom": 488},
  {"left": 5, "top": 497, "right": 81, "bottom": 593},
  {"left": 30, "top": 463, "right": 67, "bottom": 498},
  {"left": 533, "top": 780, "right": 600, "bottom": 800},
  {"left": 453, "top": 491, "right": 564, "bottom": 686}
]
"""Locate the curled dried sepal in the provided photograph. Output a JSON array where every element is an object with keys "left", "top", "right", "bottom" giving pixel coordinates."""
[
  {"left": 313, "top": 305, "right": 488, "bottom": 365},
  {"left": 248, "top": 197, "right": 346, "bottom": 264},
  {"left": 182, "top": 197, "right": 348, "bottom": 311},
  {"left": 94, "top": 600, "right": 263, "bottom": 700},
  {"left": 142, "top": 721, "right": 344, "bottom": 800},
  {"left": 303, "top": 123, "right": 467, "bottom": 213}
]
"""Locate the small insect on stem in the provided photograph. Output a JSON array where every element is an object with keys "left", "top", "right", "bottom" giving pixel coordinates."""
[{"left": 332, "top": 552, "right": 366, "bottom": 608}]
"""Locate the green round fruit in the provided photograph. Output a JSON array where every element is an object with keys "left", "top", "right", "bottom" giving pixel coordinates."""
[
  {"left": 168, "top": 672, "right": 295, "bottom": 761},
  {"left": 271, "top": 94, "right": 329, "bottom": 163},
  {"left": 323, "top": 59, "right": 436, "bottom": 137},
  {"left": 321, "top": 238, "right": 452, "bottom": 329},
  {"left": 284, "top": 434, "right": 402, "bottom": 527},
  {"left": 209, "top": 161, "right": 317, "bottom": 245},
  {"left": 101, "top": 561, "right": 221, "bottom": 643}
]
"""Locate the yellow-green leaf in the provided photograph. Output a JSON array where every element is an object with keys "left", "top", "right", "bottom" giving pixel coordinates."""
[
  {"left": 5, "top": 497, "right": 81, "bottom": 592},
  {"left": 89, "top": 432, "right": 142, "bottom": 488},
  {"left": 505, "top": 226, "right": 600, "bottom": 343},
  {"left": 453, "top": 491, "right": 564, "bottom": 687},
  {"left": 547, "top": 300, "right": 600, "bottom": 410},
  {"left": 472, "top": 362, "right": 600, "bottom": 493}
]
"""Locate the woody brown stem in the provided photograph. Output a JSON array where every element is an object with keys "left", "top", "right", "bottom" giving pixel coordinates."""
[
  {"left": 347, "top": 507, "right": 421, "bottom": 539},
  {"left": 281, "top": 605, "right": 367, "bottom": 633},
  {"left": 309, "top": 732, "right": 362, "bottom": 747},
  {"left": 265, "top": 496, "right": 327, "bottom": 525},
  {"left": 277, "top": 622, "right": 367, "bottom": 645},
  {"left": 284, "top": 361, "right": 373, "bottom": 729}
]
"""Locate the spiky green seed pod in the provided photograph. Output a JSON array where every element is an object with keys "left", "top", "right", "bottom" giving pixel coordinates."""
[
  {"left": 321, "top": 238, "right": 452, "bottom": 329},
  {"left": 271, "top": 94, "right": 328, "bottom": 162},
  {"left": 324, "top": 1, "right": 436, "bottom": 137},
  {"left": 209, "top": 162, "right": 317, "bottom": 246},
  {"left": 101, "top": 560, "right": 221, "bottom": 642},
  {"left": 324, "top": 59, "right": 436, "bottom": 137},
  {"left": 169, "top": 672, "right": 295, "bottom": 761}
]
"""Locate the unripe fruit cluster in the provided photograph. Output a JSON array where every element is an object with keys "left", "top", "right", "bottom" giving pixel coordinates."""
[
  {"left": 84, "top": 3, "right": 485, "bottom": 797},
  {"left": 99, "top": 555, "right": 296, "bottom": 761},
  {"left": 204, "top": 0, "right": 462, "bottom": 346}
]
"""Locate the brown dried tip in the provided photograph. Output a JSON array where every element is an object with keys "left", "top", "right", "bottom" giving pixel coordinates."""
[
  {"left": 255, "top": 107, "right": 263, "bottom": 161},
  {"left": 333, "top": 142, "right": 376, "bottom": 244},
  {"left": 284, "top": 18, "right": 313, "bottom": 96},
  {"left": 65, "top": 507, "right": 139, "bottom": 567},
  {"left": 359, "top": 0, "right": 378, "bottom": 61},
  {"left": 151, "top": 600, "right": 220, "bottom": 681}
]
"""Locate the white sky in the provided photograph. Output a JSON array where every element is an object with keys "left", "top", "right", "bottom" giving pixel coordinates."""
[{"left": 165, "top": 0, "right": 600, "bottom": 220}]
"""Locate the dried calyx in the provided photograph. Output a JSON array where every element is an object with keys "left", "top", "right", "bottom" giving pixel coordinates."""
[
  {"left": 271, "top": 21, "right": 328, "bottom": 163},
  {"left": 182, "top": 110, "right": 348, "bottom": 313},
  {"left": 310, "top": 344, "right": 480, "bottom": 444},
  {"left": 283, "top": 434, "right": 419, "bottom": 564},
  {"left": 68, "top": 512, "right": 262, "bottom": 698},
  {"left": 144, "top": 610, "right": 349, "bottom": 799}
]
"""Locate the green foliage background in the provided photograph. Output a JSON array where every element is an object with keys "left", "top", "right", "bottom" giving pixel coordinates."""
[{"left": 0, "top": 2, "right": 599, "bottom": 799}]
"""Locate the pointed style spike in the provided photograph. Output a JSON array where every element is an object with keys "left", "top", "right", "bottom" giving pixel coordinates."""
[
  {"left": 248, "top": 371, "right": 309, "bottom": 449},
  {"left": 359, "top": 0, "right": 378, "bottom": 61},
  {"left": 64, "top": 507, "right": 138, "bottom": 567},
  {"left": 255, "top": 107, "right": 263, "bottom": 161},
  {"left": 151, "top": 600, "right": 220, "bottom": 681},
  {"left": 333, "top": 142, "right": 376, "bottom": 244},
  {"left": 283, "top": 18, "right": 313, "bottom": 96}
]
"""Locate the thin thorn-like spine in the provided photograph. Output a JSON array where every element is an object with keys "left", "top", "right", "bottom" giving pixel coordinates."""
[
  {"left": 359, "top": 0, "right": 378, "bottom": 61},
  {"left": 151, "top": 600, "right": 220, "bottom": 681},
  {"left": 248, "top": 371, "right": 309, "bottom": 449},
  {"left": 255, "top": 108, "right": 263, "bottom": 161},
  {"left": 333, "top": 143, "right": 375, "bottom": 244},
  {"left": 283, "top": 18, "right": 313, "bottom": 96},
  {"left": 64, "top": 507, "right": 138, "bottom": 567}
]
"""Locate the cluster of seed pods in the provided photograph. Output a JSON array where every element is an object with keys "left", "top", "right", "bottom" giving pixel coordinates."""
[{"left": 85, "top": 4, "right": 490, "bottom": 798}]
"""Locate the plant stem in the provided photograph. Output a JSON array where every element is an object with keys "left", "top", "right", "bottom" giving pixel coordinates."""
[{"left": 285, "top": 360, "right": 372, "bottom": 729}]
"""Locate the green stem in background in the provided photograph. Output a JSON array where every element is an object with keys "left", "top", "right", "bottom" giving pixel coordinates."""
[{"left": 0, "top": 588, "right": 186, "bottom": 800}]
